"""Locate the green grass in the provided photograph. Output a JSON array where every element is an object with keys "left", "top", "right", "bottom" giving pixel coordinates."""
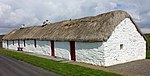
[
  {"left": 145, "top": 34, "right": 150, "bottom": 59},
  {"left": 0, "top": 43, "right": 1, "bottom": 48},
  {"left": 145, "top": 34, "right": 150, "bottom": 50},
  {"left": 0, "top": 49, "right": 121, "bottom": 76},
  {"left": 0, "top": 35, "right": 4, "bottom": 42},
  {"left": 146, "top": 50, "right": 150, "bottom": 59}
]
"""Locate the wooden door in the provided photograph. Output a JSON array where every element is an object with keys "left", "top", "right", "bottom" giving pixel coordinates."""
[
  {"left": 51, "top": 40, "right": 55, "bottom": 56},
  {"left": 70, "top": 41, "right": 76, "bottom": 61}
]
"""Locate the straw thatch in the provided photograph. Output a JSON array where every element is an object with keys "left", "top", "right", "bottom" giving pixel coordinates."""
[{"left": 2, "top": 10, "right": 144, "bottom": 41}]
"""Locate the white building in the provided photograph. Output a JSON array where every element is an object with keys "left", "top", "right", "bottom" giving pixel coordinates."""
[{"left": 2, "top": 10, "right": 146, "bottom": 66}]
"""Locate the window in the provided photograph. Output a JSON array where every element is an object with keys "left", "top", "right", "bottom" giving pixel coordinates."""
[
  {"left": 13, "top": 40, "right": 14, "bottom": 45},
  {"left": 51, "top": 40, "right": 55, "bottom": 56},
  {"left": 34, "top": 39, "right": 36, "bottom": 48},
  {"left": 24, "top": 40, "right": 26, "bottom": 47},
  {"left": 120, "top": 44, "right": 123, "bottom": 50}
]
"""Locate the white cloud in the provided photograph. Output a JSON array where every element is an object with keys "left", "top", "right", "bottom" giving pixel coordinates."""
[
  {"left": 0, "top": 0, "right": 149, "bottom": 35},
  {"left": 148, "top": 12, "right": 150, "bottom": 16},
  {"left": 141, "top": 28, "right": 150, "bottom": 34}
]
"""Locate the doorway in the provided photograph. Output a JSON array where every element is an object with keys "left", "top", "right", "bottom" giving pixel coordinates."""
[{"left": 70, "top": 41, "right": 76, "bottom": 61}]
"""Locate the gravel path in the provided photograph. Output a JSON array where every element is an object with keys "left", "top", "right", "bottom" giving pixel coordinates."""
[
  {"left": 108, "top": 59, "right": 150, "bottom": 76},
  {"left": 71, "top": 59, "right": 150, "bottom": 76},
  {"left": 0, "top": 55, "right": 60, "bottom": 76}
]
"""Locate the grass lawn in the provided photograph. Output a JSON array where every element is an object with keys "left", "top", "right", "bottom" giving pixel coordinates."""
[
  {"left": 0, "top": 49, "right": 121, "bottom": 76},
  {"left": 145, "top": 34, "right": 150, "bottom": 50},
  {"left": 146, "top": 50, "right": 150, "bottom": 59},
  {"left": 0, "top": 42, "right": 2, "bottom": 49},
  {"left": 145, "top": 34, "right": 150, "bottom": 59}
]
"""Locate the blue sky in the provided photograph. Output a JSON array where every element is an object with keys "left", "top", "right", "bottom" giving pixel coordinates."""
[
  {"left": 115, "top": 4, "right": 126, "bottom": 9},
  {"left": 0, "top": 0, "right": 150, "bottom": 34}
]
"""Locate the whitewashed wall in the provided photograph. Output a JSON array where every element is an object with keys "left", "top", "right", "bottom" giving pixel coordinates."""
[
  {"left": 75, "top": 42, "right": 105, "bottom": 66},
  {"left": 20, "top": 40, "right": 24, "bottom": 47},
  {"left": 23, "top": 40, "right": 51, "bottom": 55},
  {"left": 103, "top": 18, "right": 146, "bottom": 66},
  {"left": 3, "top": 40, "right": 70, "bottom": 58},
  {"left": 2, "top": 40, "right": 7, "bottom": 49},
  {"left": 35, "top": 40, "right": 51, "bottom": 55},
  {"left": 23, "top": 40, "right": 35, "bottom": 53},
  {"left": 55, "top": 42, "right": 71, "bottom": 60},
  {"left": 4, "top": 40, "right": 71, "bottom": 59},
  {"left": 8, "top": 41, "right": 12, "bottom": 49},
  {"left": 8, "top": 40, "right": 17, "bottom": 50}
]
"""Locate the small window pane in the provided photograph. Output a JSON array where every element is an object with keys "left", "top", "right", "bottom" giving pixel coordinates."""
[{"left": 120, "top": 44, "right": 123, "bottom": 50}]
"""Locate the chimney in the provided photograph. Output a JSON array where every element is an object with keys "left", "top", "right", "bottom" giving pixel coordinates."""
[
  {"left": 20, "top": 24, "right": 25, "bottom": 29},
  {"left": 42, "top": 20, "right": 50, "bottom": 27}
]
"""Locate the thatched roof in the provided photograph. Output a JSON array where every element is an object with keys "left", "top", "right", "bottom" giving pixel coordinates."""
[{"left": 2, "top": 10, "right": 145, "bottom": 41}]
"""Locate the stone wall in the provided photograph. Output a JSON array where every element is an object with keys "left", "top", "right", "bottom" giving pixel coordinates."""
[
  {"left": 104, "top": 18, "right": 146, "bottom": 66},
  {"left": 8, "top": 40, "right": 18, "bottom": 50},
  {"left": 23, "top": 40, "right": 51, "bottom": 55},
  {"left": 75, "top": 42, "right": 105, "bottom": 66},
  {"left": 55, "top": 42, "right": 71, "bottom": 60}
]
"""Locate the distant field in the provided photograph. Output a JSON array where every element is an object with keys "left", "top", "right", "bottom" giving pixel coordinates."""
[
  {"left": 145, "top": 34, "right": 150, "bottom": 58},
  {"left": 0, "top": 35, "right": 4, "bottom": 42},
  {"left": 145, "top": 34, "right": 150, "bottom": 50}
]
